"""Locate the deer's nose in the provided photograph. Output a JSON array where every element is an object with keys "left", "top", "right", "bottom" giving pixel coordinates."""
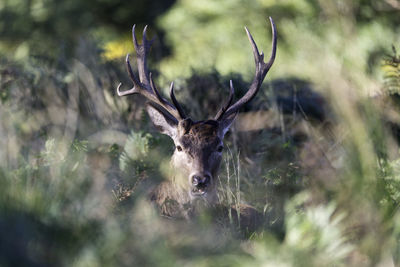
[{"left": 191, "top": 173, "right": 211, "bottom": 186}]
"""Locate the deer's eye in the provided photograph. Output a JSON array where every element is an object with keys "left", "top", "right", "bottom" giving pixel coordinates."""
[
  {"left": 217, "top": 145, "right": 224, "bottom": 152},
  {"left": 176, "top": 145, "right": 183, "bottom": 152}
]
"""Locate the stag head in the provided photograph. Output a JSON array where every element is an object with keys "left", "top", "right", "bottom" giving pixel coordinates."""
[{"left": 117, "top": 18, "right": 277, "bottom": 201}]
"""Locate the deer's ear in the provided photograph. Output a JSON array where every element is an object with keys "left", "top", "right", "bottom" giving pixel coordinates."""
[
  {"left": 219, "top": 112, "right": 237, "bottom": 137},
  {"left": 146, "top": 103, "right": 178, "bottom": 138}
]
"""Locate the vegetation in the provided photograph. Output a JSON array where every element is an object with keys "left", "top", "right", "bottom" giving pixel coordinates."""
[{"left": 1, "top": 0, "right": 400, "bottom": 266}]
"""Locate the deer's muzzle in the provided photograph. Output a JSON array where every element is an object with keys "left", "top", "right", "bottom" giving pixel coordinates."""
[{"left": 190, "top": 173, "right": 211, "bottom": 197}]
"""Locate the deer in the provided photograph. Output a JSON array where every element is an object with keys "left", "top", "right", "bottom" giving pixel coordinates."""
[{"left": 117, "top": 18, "right": 277, "bottom": 233}]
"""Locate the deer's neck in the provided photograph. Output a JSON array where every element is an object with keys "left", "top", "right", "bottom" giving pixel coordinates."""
[
  {"left": 150, "top": 180, "right": 191, "bottom": 219},
  {"left": 149, "top": 156, "right": 219, "bottom": 219}
]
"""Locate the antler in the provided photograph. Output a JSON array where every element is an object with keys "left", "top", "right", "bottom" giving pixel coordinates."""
[
  {"left": 117, "top": 25, "right": 186, "bottom": 121},
  {"left": 215, "top": 17, "right": 277, "bottom": 120}
]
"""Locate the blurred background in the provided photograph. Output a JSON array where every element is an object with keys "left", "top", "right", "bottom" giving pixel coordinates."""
[{"left": 1, "top": 0, "right": 400, "bottom": 266}]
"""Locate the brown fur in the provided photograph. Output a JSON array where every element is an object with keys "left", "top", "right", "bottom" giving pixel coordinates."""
[{"left": 149, "top": 181, "right": 191, "bottom": 219}]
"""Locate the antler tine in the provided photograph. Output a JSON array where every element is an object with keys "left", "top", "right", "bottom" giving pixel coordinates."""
[
  {"left": 117, "top": 54, "right": 140, "bottom": 96},
  {"left": 125, "top": 54, "right": 140, "bottom": 84},
  {"left": 170, "top": 82, "right": 187, "bottom": 119},
  {"left": 245, "top": 26, "right": 261, "bottom": 66},
  {"left": 149, "top": 72, "right": 167, "bottom": 104},
  {"left": 215, "top": 80, "right": 235, "bottom": 120},
  {"left": 265, "top": 17, "right": 277, "bottom": 70},
  {"left": 117, "top": 25, "right": 186, "bottom": 120},
  {"left": 133, "top": 25, "right": 150, "bottom": 86},
  {"left": 132, "top": 24, "right": 139, "bottom": 48},
  {"left": 217, "top": 17, "right": 277, "bottom": 120}
]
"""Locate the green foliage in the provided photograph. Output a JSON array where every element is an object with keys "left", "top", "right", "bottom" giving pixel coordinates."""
[
  {"left": 1, "top": 0, "right": 400, "bottom": 266},
  {"left": 0, "top": 0, "right": 175, "bottom": 60},
  {"left": 235, "top": 193, "right": 352, "bottom": 266},
  {"left": 119, "top": 131, "right": 152, "bottom": 171},
  {"left": 383, "top": 46, "right": 400, "bottom": 95},
  {"left": 157, "top": 0, "right": 400, "bottom": 96},
  {"left": 0, "top": 139, "right": 101, "bottom": 266}
]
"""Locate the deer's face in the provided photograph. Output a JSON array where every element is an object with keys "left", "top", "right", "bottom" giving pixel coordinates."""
[
  {"left": 146, "top": 105, "right": 236, "bottom": 201},
  {"left": 171, "top": 121, "right": 224, "bottom": 199}
]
